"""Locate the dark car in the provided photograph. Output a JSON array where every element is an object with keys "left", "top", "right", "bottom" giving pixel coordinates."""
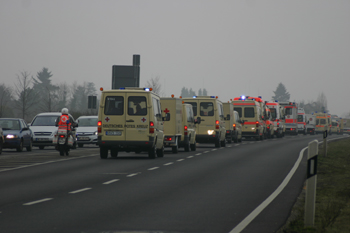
[{"left": 0, "top": 118, "right": 32, "bottom": 152}]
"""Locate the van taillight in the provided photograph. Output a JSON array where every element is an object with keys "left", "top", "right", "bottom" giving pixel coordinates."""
[
  {"left": 98, "top": 121, "right": 102, "bottom": 133},
  {"left": 233, "top": 123, "right": 236, "bottom": 131},
  {"left": 216, "top": 120, "right": 219, "bottom": 129},
  {"left": 277, "top": 122, "right": 280, "bottom": 126},
  {"left": 184, "top": 125, "right": 188, "bottom": 135},
  {"left": 256, "top": 121, "right": 259, "bottom": 127},
  {"left": 149, "top": 121, "right": 154, "bottom": 134}
]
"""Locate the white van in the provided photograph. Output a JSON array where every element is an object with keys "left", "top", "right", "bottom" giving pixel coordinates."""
[{"left": 97, "top": 88, "right": 164, "bottom": 159}]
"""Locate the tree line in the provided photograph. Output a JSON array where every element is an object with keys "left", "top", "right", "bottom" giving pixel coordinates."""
[{"left": 0, "top": 68, "right": 98, "bottom": 122}]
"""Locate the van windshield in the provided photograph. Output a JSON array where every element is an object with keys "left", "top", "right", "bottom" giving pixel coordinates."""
[
  {"left": 31, "top": 116, "right": 59, "bottom": 126},
  {"left": 269, "top": 108, "right": 277, "bottom": 119},
  {"left": 244, "top": 107, "right": 255, "bottom": 118},
  {"left": 78, "top": 118, "right": 98, "bottom": 127}
]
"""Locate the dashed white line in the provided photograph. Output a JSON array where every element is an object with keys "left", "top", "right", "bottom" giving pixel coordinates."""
[
  {"left": 187, "top": 156, "right": 194, "bottom": 158},
  {"left": 148, "top": 167, "right": 159, "bottom": 170},
  {"left": 195, "top": 153, "right": 202, "bottom": 155},
  {"left": 177, "top": 159, "right": 185, "bottom": 162},
  {"left": 204, "top": 151, "right": 210, "bottom": 153},
  {"left": 164, "top": 162, "right": 174, "bottom": 166},
  {"left": 127, "top": 173, "right": 139, "bottom": 177},
  {"left": 69, "top": 188, "right": 92, "bottom": 194},
  {"left": 212, "top": 149, "right": 217, "bottom": 151},
  {"left": 23, "top": 198, "right": 53, "bottom": 205},
  {"left": 103, "top": 179, "right": 119, "bottom": 185}
]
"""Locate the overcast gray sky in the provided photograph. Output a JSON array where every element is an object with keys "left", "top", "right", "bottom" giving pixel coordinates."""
[{"left": 1, "top": 0, "right": 349, "bottom": 116}]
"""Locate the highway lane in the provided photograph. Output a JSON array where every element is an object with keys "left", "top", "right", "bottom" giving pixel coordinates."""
[{"left": 0, "top": 134, "right": 348, "bottom": 233}]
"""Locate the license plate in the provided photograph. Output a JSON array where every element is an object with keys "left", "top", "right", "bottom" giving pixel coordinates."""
[
  {"left": 106, "top": 131, "right": 122, "bottom": 136},
  {"left": 36, "top": 138, "right": 49, "bottom": 141},
  {"left": 78, "top": 137, "right": 90, "bottom": 141}
]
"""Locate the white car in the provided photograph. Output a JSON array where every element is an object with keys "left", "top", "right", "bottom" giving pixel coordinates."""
[
  {"left": 30, "top": 112, "right": 77, "bottom": 149},
  {"left": 76, "top": 116, "right": 98, "bottom": 147}
]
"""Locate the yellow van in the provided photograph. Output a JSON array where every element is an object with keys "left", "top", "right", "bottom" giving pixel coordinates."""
[
  {"left": 183, "top": 96, "right": 226, "bottom": 148},
  {"left": 223, "top": 102, "right": 242, "bottom": 143},
  {"left": 160, "top": 97, "right": 198, "bottom": 153},
  {"left": 97, "top": 88, "right": 164, "bottom": 159}
]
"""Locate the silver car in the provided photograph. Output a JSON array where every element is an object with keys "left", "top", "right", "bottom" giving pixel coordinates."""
[{"left": 76, "top": 116, "right": 98, "bottom": 147}]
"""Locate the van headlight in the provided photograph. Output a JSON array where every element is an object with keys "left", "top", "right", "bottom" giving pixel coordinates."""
[
  {"left": 6, "top": 134, "right": 18, "bottom": 139},
  {"left": 207, "top": 130, "right": 215, "bottom": 135}
]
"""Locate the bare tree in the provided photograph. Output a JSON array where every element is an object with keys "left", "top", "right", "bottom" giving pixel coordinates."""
[
  {"left": 145, "top": 76, "right": 164, "bottom": 96},
  {"left": 14, "top": 71, "right": 38, "bottom": 120},
  {"left": 316, "top": 92, "right": 328, "bottom": 112},
  {"left": 0, "top": 83, "right": 14, "bottom": 117}
]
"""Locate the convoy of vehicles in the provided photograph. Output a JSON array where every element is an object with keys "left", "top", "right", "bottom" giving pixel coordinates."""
[{"left": 1, "top": 88, "right": 348, "bottom": 157}]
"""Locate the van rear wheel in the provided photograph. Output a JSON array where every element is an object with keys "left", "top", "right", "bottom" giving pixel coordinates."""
[
  {"left": 100, "top": 147, "right": 108, "bottom": 159},
  {"left": 148, "top": 145, "right": 156, "bottom": 159},
  {"left": 157, "top": 145, "right": 164, "bottom": 158},
  {"left": 111, "top": 148, "right": 118, "bottom": 158}
]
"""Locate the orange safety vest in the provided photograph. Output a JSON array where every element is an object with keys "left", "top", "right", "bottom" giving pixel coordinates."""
[{"left": 58, "top": 114, "right": 71, "bottom": 133}]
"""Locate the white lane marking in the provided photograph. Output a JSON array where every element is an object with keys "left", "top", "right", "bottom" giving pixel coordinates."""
[
  {"left": 203, "top": 151, "right": 210, "bottom": 153},
  {"left": 234, "top": 144, "right": 240, "bottom": 146},
  {"left": 103, "top": 179, "right": 119, "bottom": 185},
  {"left": 164, "top": 162, "right": 173, "bottom": 166},
  {"left": 195, "top": 153, "right": 202, "bottom": 155},
  {"left": 127, "top": 173, "right": 139, "bottom": 177},
  {"left": 0, "top": 154, "right": 98, "bottom": 173},
  {"left": 227, "top": 145, "right": 232, "bottom": 147},
  {"left": 229, "top": 146, "right": 307, "bottom": 233},
  {"left": 242, "top": 143, "right": 247, "bottom": 145},
  {"left": 69, "top": 188, "right": 92, "bottom": 194},
  {"left": 177, "top": 159, "right": 185, "bottom": 162},
  {"left": 219, "top": 147, "right": 224, "bottom": 149},
  {"left": 148, "top": 167, "right": 159, "bottom": 170},
  {"left": 187, "top": 156, "right": 194, "bottom": 158},
  {"left": 212, "top": 149, "right": 217, "bottom": 151},
  {"left": 23, "top": 198, "right": 53, "bottom": 206}
]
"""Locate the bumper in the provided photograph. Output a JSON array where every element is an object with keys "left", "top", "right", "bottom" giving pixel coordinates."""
[
  {"left": 97, "top": 136, "right": 155, "bottom": 151},
  {"left": 196, "top": 133, "right": 219, "bottom": 143},
  {"left": 3, "top": 139, "right": 21, "bottom": 148}
]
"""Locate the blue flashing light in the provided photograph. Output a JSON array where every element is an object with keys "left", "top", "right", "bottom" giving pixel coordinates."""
[
  {"left": 210, "top": 96, "right": 215, "bottom": 98},
  {"left": 119, "top": 87, "right": 125, "bottom": 90},
  {"left": 241, "top": 95, "right": 246, "bottom": 100},
  {"left": 258, "top": 96, "right": 262, "bottom": 99},
  {"left": 144, "top": 88, "right": 150, "bottom": 91},
  {"left": 193, "top": 96, "right": 197, "bottom": 98},
  {"left": 275, "top": 100, "right": 278, "bottom": 102}
]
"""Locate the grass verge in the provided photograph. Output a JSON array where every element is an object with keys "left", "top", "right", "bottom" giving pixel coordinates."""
[{"left": 278, "top": 137, "right": 350, "bottom": 233}]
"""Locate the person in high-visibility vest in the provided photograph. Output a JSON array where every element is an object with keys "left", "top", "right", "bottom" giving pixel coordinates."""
[{"left": 55, "top": 108, "right": 77, "bottom": 155}]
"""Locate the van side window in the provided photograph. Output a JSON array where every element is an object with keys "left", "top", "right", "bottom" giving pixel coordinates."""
[
  {"left": 244, "top": 107, "right": 255, "bottom": 117},
  {"left": 186, "top": 106, "right": 194, "bottom": 122},
  {"left": 218, "top": 103, "right": 224, "bottom": 120},
  {"left": 234, "top": 107, "right": 242, "bottom": 117},
  {"left": 105, "top": 96, "right": 124, "bottom": 115},
  {"left": 128, "top": 96, "right": 147, "bottom": 115},
  {"left": 235, "top": 112, "right": 240, "bottom": 122},
  {"left": 185, "top": 102, "right": 197, "bottom": 116},
  {"left": 152, "top": 97, "right": 162, "bottom": 121},
  {"left": 200, "top": 102, "right": 214, "bottom": 116}
]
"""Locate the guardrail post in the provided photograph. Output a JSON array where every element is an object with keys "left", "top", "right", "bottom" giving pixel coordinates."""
[
  {"left": 323, "top": 126, "right": 328, "bottom": 157},
  {"left": 304, "top": 140, "right": 318, "bottom": 227}
]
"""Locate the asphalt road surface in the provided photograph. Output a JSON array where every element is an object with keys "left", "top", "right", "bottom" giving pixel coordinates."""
[{"left": 0, "top": 134, "right": 348, "bottom": 233}]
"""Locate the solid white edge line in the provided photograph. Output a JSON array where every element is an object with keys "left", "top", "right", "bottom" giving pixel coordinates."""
[
  {"left": 229, "top": 146, "right": 307, "bottom": 233},
  {"left": 103, "top": 179, "right": 120, "bottom": 185},
  {"left": 23, "top": 198, "right": 53, "bottom": 206},
  {"left": 69, "top": 188, "right": 92, "bottom": 194}
]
